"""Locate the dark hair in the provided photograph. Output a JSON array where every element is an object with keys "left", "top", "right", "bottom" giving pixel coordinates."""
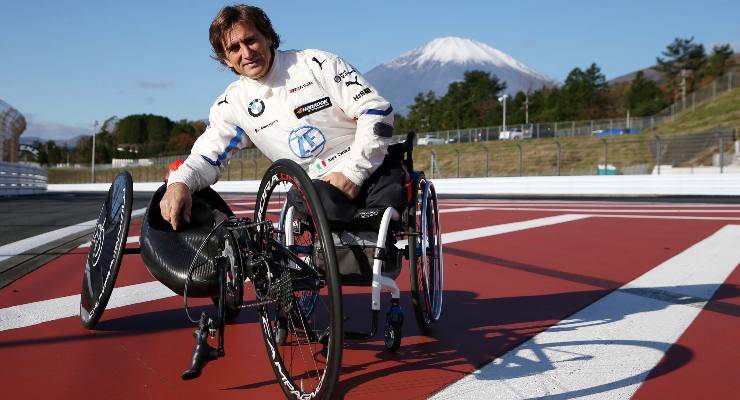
[{"left": 209, "top": 5, "right": 281, "bottom": 73}]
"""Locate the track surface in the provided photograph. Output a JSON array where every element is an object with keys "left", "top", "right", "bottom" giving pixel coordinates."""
[
  {"left": 0, "top": 191, "right": 152, "bottom": 246},
  {"left": 0, "top": 196, "right": 738, "bottom": 399}
]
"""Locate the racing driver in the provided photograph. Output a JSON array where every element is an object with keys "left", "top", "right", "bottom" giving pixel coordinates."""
[{"left": 160, "top": 4, "right": 405, "bottom": 229}]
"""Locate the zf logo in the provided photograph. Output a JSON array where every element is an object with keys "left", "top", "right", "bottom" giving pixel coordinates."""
[{"left": 288, "top": 125, "right": 326, "bottom": 158}]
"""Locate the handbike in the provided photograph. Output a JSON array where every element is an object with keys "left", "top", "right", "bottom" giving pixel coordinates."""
[{"left": 78, "top": 133, "right": 444, "bottom": 399}]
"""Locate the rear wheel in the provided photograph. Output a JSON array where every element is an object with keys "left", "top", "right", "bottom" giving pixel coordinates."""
[
  {"left": 253, "top": 159, "right": 343, "bottom": 399},
  {"left": 409, "top": 177, "right": 444, "bottom": 333}
]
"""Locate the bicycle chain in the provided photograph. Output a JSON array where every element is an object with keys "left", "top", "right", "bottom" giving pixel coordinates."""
[{"left": 240, "top": 270, "right": 294, "bottom": 311}]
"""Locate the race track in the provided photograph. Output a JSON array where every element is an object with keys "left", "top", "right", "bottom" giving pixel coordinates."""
[{"left": 0, "top": 196, "right": 738, "bottom": 399}]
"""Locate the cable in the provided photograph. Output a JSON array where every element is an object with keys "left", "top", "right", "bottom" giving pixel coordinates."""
[{"left": 183, "top": 219, "right": 227, "bottom": 324}]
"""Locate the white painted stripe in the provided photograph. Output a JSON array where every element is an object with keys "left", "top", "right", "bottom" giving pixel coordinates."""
[
  {"left": 396, "top": 214, "right": 590, "bottom": 248},
  {"left": 440, "top": 214, "right": 590, "bottom": 245},
  {"left": 442, "top": 202, "right": 740, "bottom": 208},
  {"left": 438, "top": 207, "right": 489, "bottom": 214},
  {"left": 233, "top": 207, "right": 282, "bottom": 215},
  {"left": 0, "top": 215, "right": 589, "bottom": 331},
  {"left": 585, "top": 214, "right": 740, "bottom": 221},
  {"left": 0, "top": 281, "right": 176, "bottom": 332},
  {"left": 456, "top": 206, "right": 740, "bottom": 214},
  {"left": 235, "top": 206, "right": 490, "bottom": 216},
  {"left": 0, "top": 208, "right": 146, "bottom": 262},
  {"left": 431, "top": 224, "right": 740, "bottom": 400},
  {"left": 78, "top": 235, "right": 141, "bottom": 249}
]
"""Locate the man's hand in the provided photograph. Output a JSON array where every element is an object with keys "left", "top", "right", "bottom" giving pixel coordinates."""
[
  {"left": 321, "top": 172, "right": 360, "bottom": 199},
  {"left": 160, "top": 182, "right": 192, "bottom": 230}
]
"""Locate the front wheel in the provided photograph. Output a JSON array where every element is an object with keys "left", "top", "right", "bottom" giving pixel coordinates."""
[{"left": 253, "top": 159, "right": 343, "bottom": 399}]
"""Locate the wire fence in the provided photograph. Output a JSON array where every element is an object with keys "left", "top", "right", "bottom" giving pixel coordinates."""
[
  {"left": 47, "top": 129, "right": 738, "bottom": 184},
  {"left": 423, "top": 130, "right": 738, "bottom": 178}
]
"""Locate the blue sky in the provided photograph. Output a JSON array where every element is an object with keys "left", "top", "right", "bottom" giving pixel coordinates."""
[{"left": 1, "top": 0, "right": 738, "bottom": 140}]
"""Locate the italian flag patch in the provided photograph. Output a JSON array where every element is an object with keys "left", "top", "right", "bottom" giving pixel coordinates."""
[{"left": 315, "top": 160, "right": 327, "bottom": 170}]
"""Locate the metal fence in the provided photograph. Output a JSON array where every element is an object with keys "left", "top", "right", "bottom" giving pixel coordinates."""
[
  {"left": 0, "top": 161, "right": 47, "bottom": 196},
  {"left": 423, "top": 130, "right": 738, "bottom": 178},
  {"left": 48, "top": 130, "right": 738, "bottom": 184}
]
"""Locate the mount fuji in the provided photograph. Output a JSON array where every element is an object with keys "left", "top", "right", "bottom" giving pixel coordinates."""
[{"left": 365, "top": 37, "right": 555, "bottom": 114}]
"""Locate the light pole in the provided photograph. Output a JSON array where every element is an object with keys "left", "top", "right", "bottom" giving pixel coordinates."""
[
  {"left": 91, "top": 120, "right": 98, "bottom": 183},
  {"left": 498, "top": 94, "right": 509, "bottom": 131}
]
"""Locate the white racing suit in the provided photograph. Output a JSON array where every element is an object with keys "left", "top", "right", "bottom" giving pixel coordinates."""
[{"left": 168, "top": 49, "right": 394, "bottom": 192}]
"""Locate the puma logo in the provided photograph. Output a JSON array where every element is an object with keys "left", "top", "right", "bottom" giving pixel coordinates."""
[
  {"left": 345, "top": 76, "right": 362, "bottom": 87},
  {"left": 312, "top": 57, "right": 326, "bottom": 70},
  {"left": 217, "top": 95, "right": 229, "bottom": 106}
]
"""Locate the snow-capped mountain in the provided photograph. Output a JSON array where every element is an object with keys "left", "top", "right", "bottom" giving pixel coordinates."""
[{"left": 365, "top": 37, "right": 554, "bottom": 114}]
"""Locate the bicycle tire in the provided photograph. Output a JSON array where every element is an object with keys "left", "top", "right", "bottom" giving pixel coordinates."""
[
  {"left": 80, "top": 171, "right": 133, "bottom": 329},
  {"left": 253, "top": 159, "right": 343, "bottom": 399}
]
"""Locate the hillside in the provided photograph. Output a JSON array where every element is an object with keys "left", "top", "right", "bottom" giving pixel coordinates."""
[{"left": 653, "top": 87, "right": 740, "bottom": 135}]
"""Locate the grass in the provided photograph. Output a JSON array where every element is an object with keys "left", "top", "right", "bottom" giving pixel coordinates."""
[
  {"left": 653, "top": 87, "right": 740, "bottom": 136},
  {"left": 410, "top": 134, "right": 653, "bottom": 178}
]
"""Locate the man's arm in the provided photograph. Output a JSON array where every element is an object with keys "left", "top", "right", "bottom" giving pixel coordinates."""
[
  {"left": 168, "top": 96, "right": 251, "bottom": 193},
  {"left": 308, "top": 51, "right": 394, "bottom": 195},
  {"left": 162, "top": 92, "right": 251, "bottom": 228}
]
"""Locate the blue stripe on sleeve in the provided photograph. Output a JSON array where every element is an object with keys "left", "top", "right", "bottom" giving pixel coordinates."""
[
  {"left": 217, "top": 126, "right": 245, "bottom": 161},
  {"left": 201, "top": 155, "right": 220, "bottom": 166},
  {"left": 363, "top": 106, "right": 394, "bottom": 116}
]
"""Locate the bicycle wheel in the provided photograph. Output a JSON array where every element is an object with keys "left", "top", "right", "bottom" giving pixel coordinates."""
[
  {"left": 409, "top": 177, "right": 444, "bottom": 333},
  {"left": 253, "top": 159, "right": 342, "bottom": 399},
  {"left": 80, "top": 171, "right": 133, "bottom": 329}
]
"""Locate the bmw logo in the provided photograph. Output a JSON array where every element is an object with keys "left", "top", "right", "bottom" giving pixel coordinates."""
[
  {"left": 288, "top": 125, "right": 326, "bottom": 158},
  {"left": 248, "top": 99, "right": 265, "bottom": 117}
]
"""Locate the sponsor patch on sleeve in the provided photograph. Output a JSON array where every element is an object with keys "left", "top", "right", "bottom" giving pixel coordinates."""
[{"left": 373, "top": 122, "right": 393, "bottom": 138}]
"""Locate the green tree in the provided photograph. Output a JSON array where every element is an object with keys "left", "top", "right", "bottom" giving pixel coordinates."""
[
  {"left": 626, "top": 71, "right": 668, "bottom": 116},
  {"left": 32, "top": 140, "right": 48, "bottom": 165},
  {"left": 656, "top": 37, "right": 707, "bottom": 95},
  {"left": 705, "top": 44, "right": 735, "bottom": 79},
  {"left": 438, "top": 70, "right": 506, "bottom": 129},
  {"left": 558, "top": 63, "right": 609, "bottom": 120},
  {"left": 46, "top": 140, "right": 62, "bottom": 165},
  {"left": 405, "top": 91, "right": 440, "bottom": 132}
]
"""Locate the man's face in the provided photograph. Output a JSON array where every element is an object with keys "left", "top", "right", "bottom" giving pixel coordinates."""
[{"left": 222, "top": 21, "right": 273, "bottom": 79}]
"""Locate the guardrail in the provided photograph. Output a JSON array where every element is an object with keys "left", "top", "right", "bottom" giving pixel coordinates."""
[{"left": 0, "top": 162, "right": 47, "bottom": 196}]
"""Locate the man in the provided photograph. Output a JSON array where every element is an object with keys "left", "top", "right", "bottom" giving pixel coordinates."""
[{"left": 161, "top": 4, "right": 405, "bottom": 229}]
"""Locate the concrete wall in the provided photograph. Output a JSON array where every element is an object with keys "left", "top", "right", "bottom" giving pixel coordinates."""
[{"left": 48, "top": 173, "right": 740, "bottom": 196}]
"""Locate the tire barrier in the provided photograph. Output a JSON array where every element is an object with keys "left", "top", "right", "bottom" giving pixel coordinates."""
[{"left": 0, "top": 161, "right": 47, "bottom": 196}]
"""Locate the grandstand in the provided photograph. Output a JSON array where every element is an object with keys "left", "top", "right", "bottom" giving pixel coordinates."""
[{"left": 0, "top": 99, "right": 26, "bottom": 162}]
